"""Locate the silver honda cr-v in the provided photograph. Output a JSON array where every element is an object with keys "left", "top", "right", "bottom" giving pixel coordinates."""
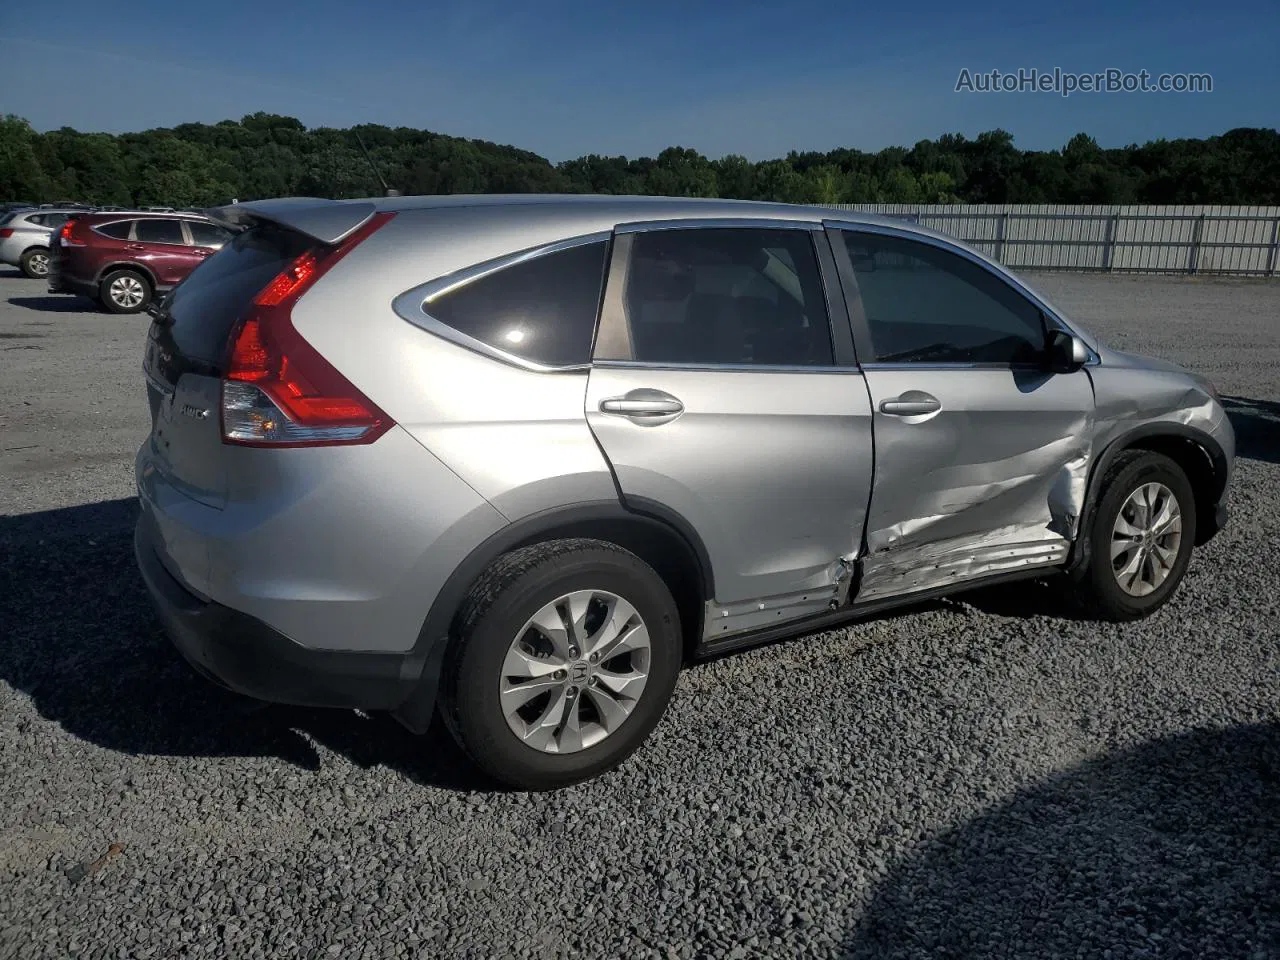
[{"left": 134, "top": 195, "right": 1235, "bottom": 789}]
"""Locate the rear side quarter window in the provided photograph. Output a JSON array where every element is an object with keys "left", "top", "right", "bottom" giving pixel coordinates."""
[
  {"left": 95, "top": 221, "right": 133, "bottom": 240},
  {"left": 421, "top": 240, "right": 610, "bottom": 367}
]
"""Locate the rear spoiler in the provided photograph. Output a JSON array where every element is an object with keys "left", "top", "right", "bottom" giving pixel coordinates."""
[{"left": 203, "top": 197, "right": 379, "bottom": 246}]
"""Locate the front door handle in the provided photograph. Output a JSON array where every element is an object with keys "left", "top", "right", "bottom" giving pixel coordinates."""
[
  {"left": 600, "top": 397, "right": 684, "bottom": 416},
  {"left": 880, "top": 393, "right": 942, "bottom": 416}
]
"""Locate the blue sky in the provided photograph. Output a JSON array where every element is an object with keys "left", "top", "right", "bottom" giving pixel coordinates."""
[{"left": 1, "top": 0, "right": 1276, "bottom": 161}]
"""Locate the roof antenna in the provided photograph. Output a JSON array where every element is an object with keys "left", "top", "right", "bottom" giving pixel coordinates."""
[{"left": 353, "top": 131, "right": 401, "bottom": 197}]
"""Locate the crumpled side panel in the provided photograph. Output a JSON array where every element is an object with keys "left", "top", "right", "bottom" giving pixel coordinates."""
[{"left": 859, "top": 416, "right": 1092, "bottom": 603}]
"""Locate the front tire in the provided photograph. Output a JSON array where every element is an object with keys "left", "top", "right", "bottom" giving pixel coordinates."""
[
  {"left": 99, "top": 269, "right": 152, "bottom": 314},
  {"left": 441, "top": 539, "right": 683, "bottom": 790},
  {"left": 20, "top": 247, "right": 50, "bottom": 279},
  {"left": 1073, "top": 450, "right": 1197, "bottom": 621}
]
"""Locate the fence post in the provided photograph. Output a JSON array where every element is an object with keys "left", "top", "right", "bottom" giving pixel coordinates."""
[
  {"left": 1268, "top": 217, "right": 1280, "bottom": 277},
  {"left": 1188, "top": 214, "right": 1206, "bottom": 275},
  {"left": 1103, "top": 213, "right": 1118, "bottom": 271},
  {"left": 995, "top": 212, "right": 1008, "bottom": 264}
]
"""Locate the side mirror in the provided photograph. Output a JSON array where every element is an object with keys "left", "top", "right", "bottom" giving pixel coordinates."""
[{"left": 1047, "top": 330, "right": 1089, "bottom": 373}]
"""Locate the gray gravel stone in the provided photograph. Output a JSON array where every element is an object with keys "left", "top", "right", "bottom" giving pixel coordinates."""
[{"left": 0, "top": 269, "right": 1277, "bottom": 959}]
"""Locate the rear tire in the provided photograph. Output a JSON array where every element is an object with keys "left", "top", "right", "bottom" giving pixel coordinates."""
[
  {"left": 99, "top": 269, "right": 152, "bottom": 314},
  {"left": 1072, "top": 450, "right": 1197, "bottom": 621},
  {"left": 19, "top": 247, "right": 50, "bottom": 279},
  {"left": 441, "top": 539, "right": 683, "bottom": 791}
]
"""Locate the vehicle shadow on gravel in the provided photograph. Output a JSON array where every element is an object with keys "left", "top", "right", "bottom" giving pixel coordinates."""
[
  {"left": 6, "top": 296, "right": 91, "bottom": 314},
  {"left": 0, "top": 498, "right": 489, "bottom": 792},
  {"left": 1223, "top": 395, "right": 1280, "bottom": 465},
  {"left": 841, "top": 722, "right": 1280, "bottom": 959}
]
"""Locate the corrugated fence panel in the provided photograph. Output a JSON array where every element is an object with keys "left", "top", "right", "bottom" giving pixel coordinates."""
[{"left": 813, "top": 204, "right": 1280, "bottom": 276}]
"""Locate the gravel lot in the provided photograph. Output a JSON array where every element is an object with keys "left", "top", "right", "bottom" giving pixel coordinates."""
[{"left": 1, "top": 269, "right": 1277, "bottom": 959}]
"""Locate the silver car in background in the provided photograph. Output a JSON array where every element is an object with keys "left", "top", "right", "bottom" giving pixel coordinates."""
[
  {"left": 0, "top": 208, "right": 83, "bottom": 278},
  {"left": 134, "top": 195, "right": 1234, "bottom": 790}
]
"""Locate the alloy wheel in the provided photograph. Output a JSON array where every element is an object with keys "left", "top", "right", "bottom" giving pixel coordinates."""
[
  {"left": 1110, "top": 481, "right": 1183, "bottom": 597},
  {"left": 110, "top": 275, "right": 145, "bottom": 309},
  {"left": 499, "top": 589, "right": 652, "bottom": 754}
]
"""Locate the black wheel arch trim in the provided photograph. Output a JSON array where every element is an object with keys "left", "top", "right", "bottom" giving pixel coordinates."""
[
  {"left": 1067, "top": 422, "right": 1229, "bottom": 573},
  {"left": 392, "top": 498, "right": 714, "bottom": 733}
]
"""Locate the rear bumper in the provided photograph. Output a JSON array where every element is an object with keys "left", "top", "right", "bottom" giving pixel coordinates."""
[
  {"left": 0, "top": 237, "right": 33, "bottom": 267},
  {"left": 135, "top": 516, "right": 418, "bottom": 710},
  {"left": 47, "top": 270, "right": 96, "bottom": 297}
]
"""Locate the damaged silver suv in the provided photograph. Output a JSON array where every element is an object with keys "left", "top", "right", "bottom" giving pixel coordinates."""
[{"left": 134, "top": 195, "right": 1234, "bottom": 789}]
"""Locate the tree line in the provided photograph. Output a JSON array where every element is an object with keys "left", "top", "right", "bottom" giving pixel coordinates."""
[{"left": 2, "top": 113, "right": 1278, "bottom": 208}]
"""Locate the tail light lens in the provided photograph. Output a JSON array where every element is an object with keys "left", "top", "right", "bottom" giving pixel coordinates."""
[
  {"left": 221, "top": 212, "right": 395, "bottom": 447},
  {"left": 0, "top": 228, "right": 13, "bottom": 239},
  {"left": 59, "top": 220, "right": 86, "bottom": 247}
]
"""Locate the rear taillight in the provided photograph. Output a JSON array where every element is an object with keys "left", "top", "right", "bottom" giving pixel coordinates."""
[
  {"left": 220, "top": 212, "right": 395, "bottom": 447},
  {"left": 59, "top": 220, "right": 85, "bottom": 247},
  {"left": 0, "top": 228, "right": 13, "bottom": 239}
]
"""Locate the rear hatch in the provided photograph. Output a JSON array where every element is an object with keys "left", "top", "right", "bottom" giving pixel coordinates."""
[
  {"left": 142, "top": 222, "right": 312, "bottom": 508},
  {"left": 141, "top": 201, "right": 393, "bottom": 509}
]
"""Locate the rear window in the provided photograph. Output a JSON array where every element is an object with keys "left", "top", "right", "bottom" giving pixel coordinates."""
[
  {"left": 95, "top": 221, "right": 133, "bottom": 240},
  {"left": 425, "top": 240, "right": 609, "bottom": 366},
  {"left": 163, "top": 224, "right": 310, "bottom": 366}
]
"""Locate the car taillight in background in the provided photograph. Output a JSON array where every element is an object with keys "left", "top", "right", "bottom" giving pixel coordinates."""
[
  {"left": 220, "top": 212, "right": 395, "bottom": 448},
  {"left": 58, "top": 220, "right": 86, "bottom": 247},
  {"left": 0, "top": 228, "right": 13, "bottom": 239}
]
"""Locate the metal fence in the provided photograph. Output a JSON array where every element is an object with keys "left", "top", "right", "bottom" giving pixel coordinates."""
[{"left": 816, "top": 204, "right": 1280, "bottom": 277}]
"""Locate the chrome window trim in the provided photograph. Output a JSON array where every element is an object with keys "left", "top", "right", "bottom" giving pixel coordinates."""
[
  {"left": 616, "top": 217, "right": 821, "bottom": 234},
  {"left": 593, "top": 359, "right": 862, "bottom": 375},
  {"left": 859, "top": 361, "right": 1051, "bottom": 372},
  {"left": 824, "top": 218, "right": 1102, "bottom": 366},
  {"left": 392, "top": 231, "right": 612, "bottom": 374}
]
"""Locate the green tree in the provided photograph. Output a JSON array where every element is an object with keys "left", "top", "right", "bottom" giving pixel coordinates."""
[
  {"left": 0, "top": 115, "right": 48, "bottom": 200},
  {"left": 1, "top": 113, "right": 1277, "bottom": 208},
  {"left": 645, "top": 147, "right": 718, "bottom": 197}
]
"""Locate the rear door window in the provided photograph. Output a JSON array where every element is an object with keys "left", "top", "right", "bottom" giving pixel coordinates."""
[
  {"left": 424, "top": 239, "right": 609, "bottom": 366},
  {"left": 604, "top": 227, "right": 834, "bottom": 366},
  {"left": 158, "top": 223, "right": 311, "bottom": 370},
  {"left": 135, "top": 219, "right": 185, "bottom": 245}
]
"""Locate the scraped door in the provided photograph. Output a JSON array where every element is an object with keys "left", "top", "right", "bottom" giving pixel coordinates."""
[
  {"left": 829, "top": 226, "right": 1096, "bottom": 602},
  {"left": 587, "top": 222, "right": 874, "bottom": 641}
]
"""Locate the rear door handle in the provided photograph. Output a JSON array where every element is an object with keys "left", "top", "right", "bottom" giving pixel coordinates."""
[
  {"left": 879, "top": 393, "right": 942, "bottom": 416},
  {"left": 600, "top": 397, "right": 684, "bottom": 416}
]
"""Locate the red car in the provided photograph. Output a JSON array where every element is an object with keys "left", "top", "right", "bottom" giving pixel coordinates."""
[{"left": 48, "top": 212, "right": 235, "bottom": 314}]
